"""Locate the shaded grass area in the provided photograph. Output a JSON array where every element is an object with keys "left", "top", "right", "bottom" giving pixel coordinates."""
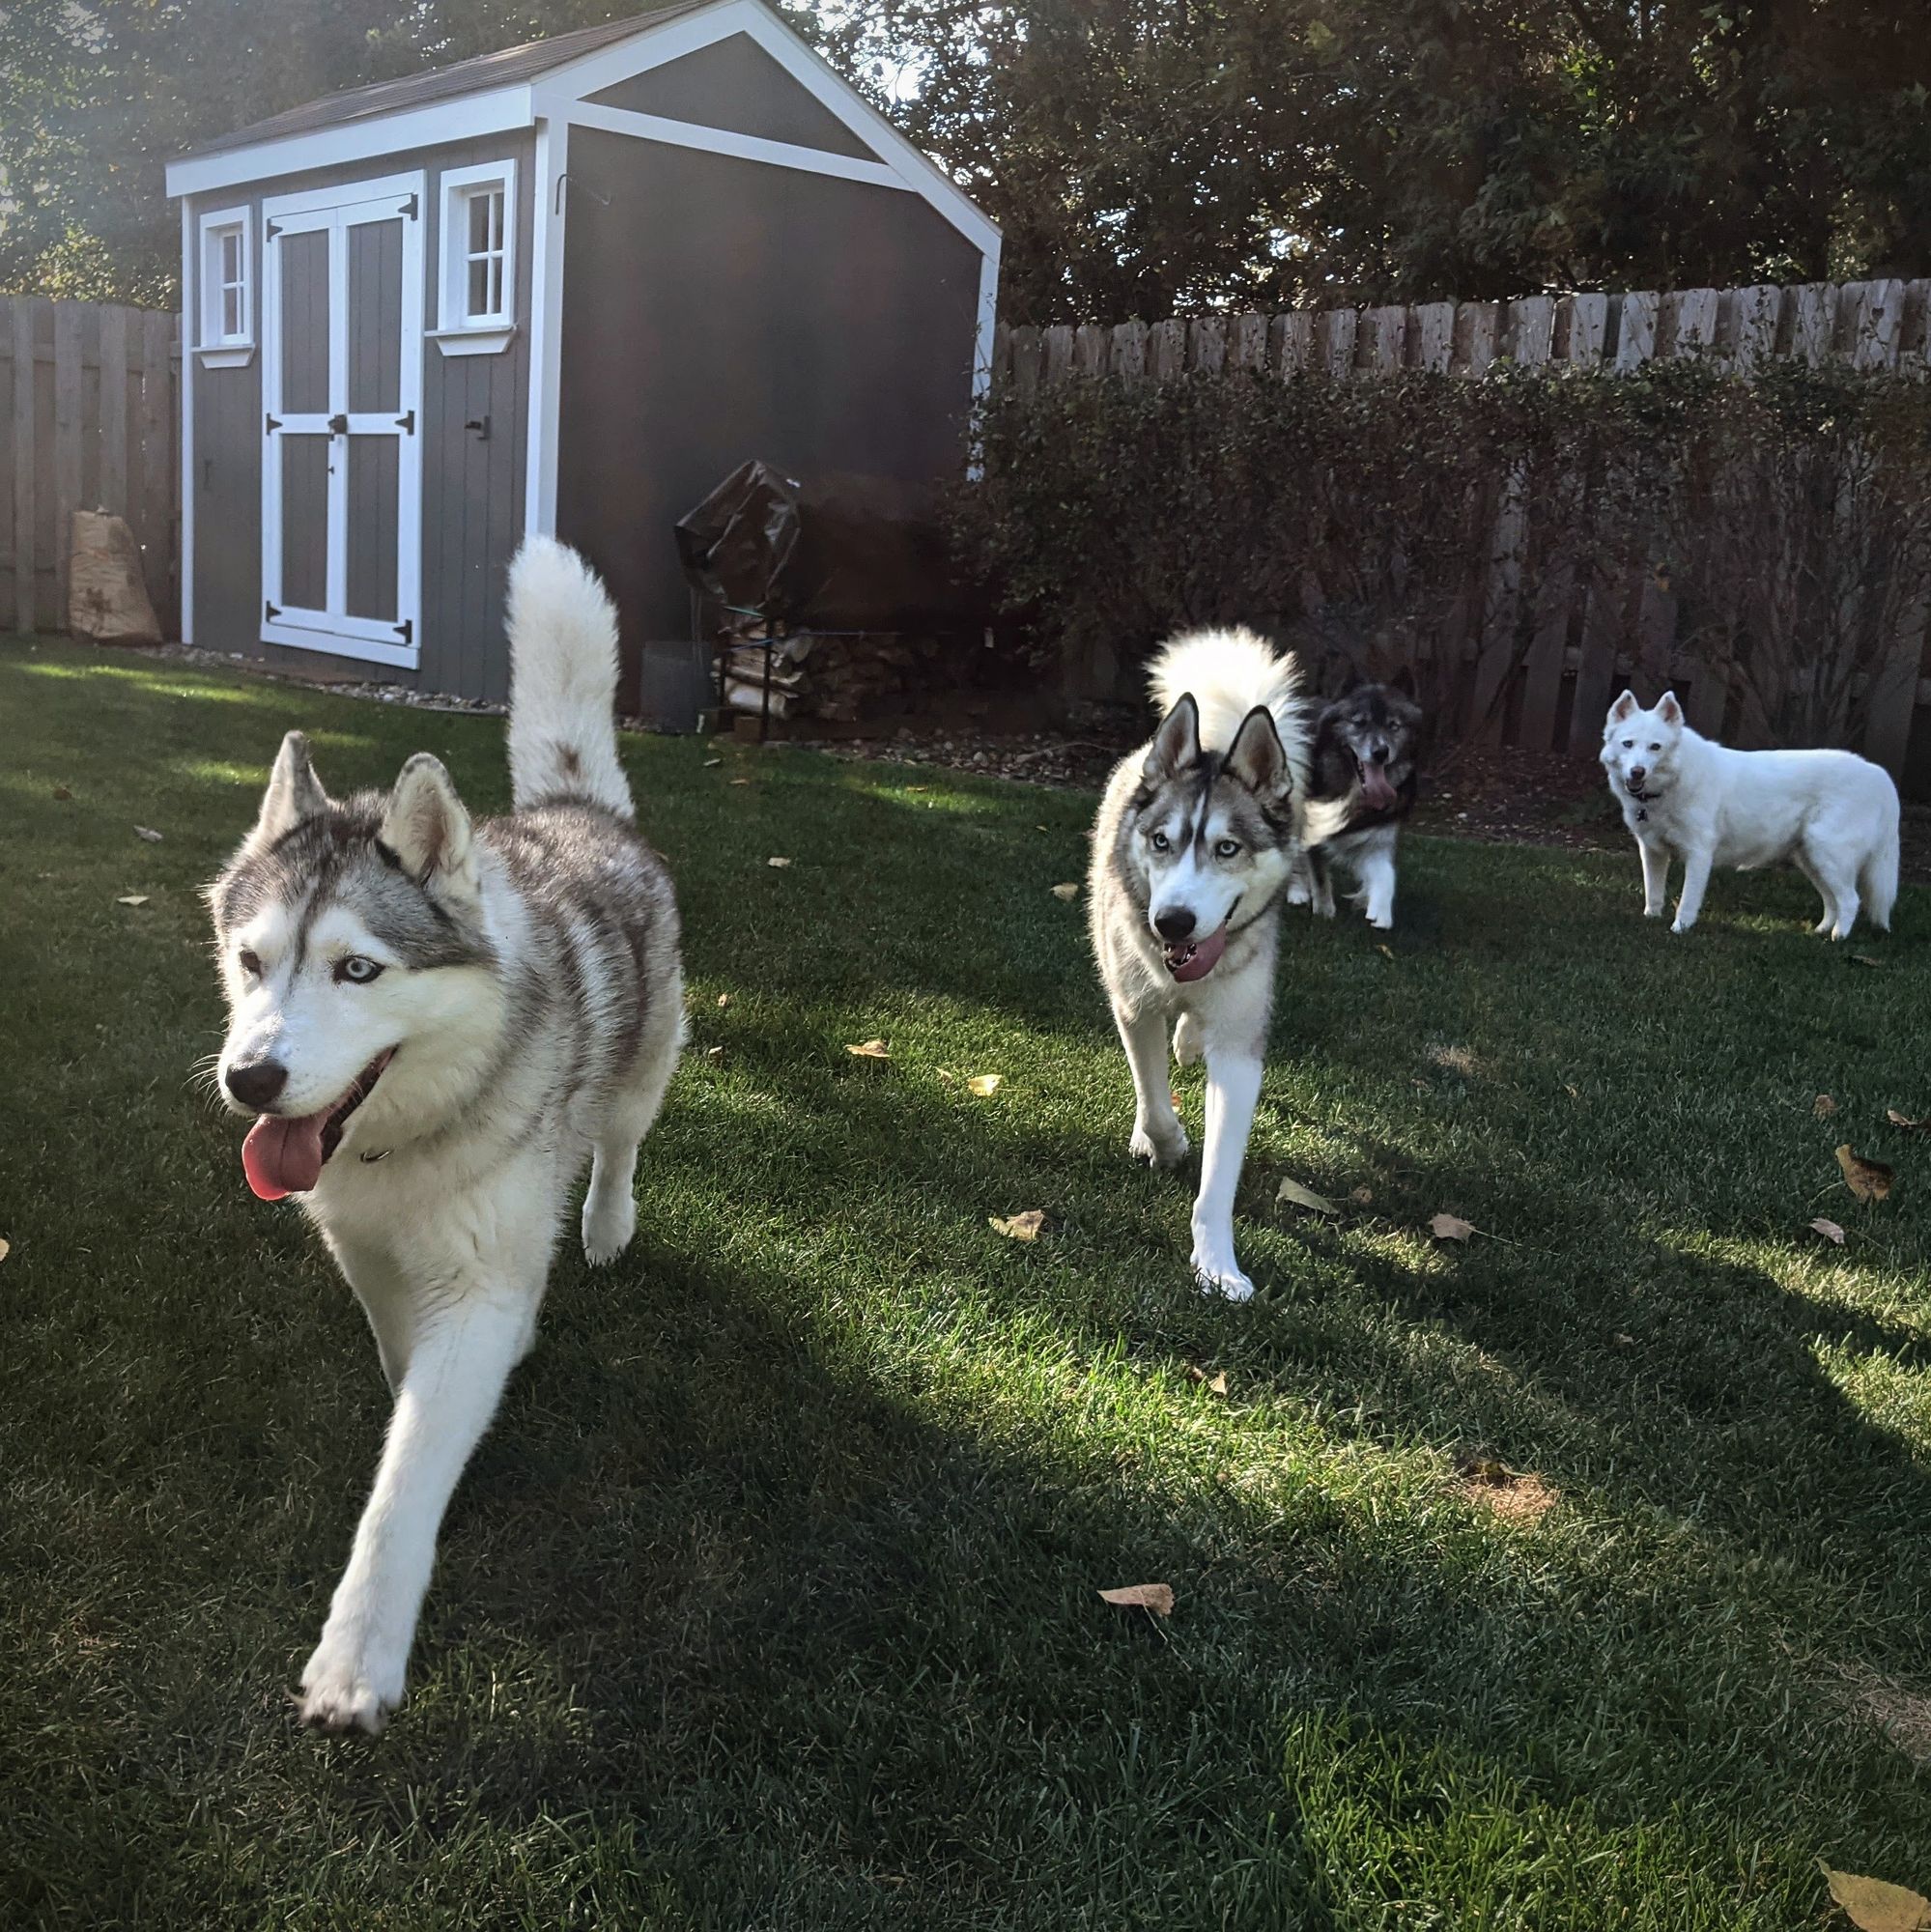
[{"left": 3, "top": 636, "right": 1930, "bottom": 1928}]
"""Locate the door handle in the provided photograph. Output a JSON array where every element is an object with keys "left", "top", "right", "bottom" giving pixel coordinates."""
[{"left": 327, "top": 413, "right": 349, "bottom": 436}]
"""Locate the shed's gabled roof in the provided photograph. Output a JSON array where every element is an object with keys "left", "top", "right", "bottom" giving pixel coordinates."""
[{"left": 185, "top": 3, "right": 710, "bottom": 159}]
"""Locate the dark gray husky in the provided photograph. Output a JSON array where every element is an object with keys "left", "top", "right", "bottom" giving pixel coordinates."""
[{"left": 1292, "top": 679, "right": 1423, "bottom": 930}]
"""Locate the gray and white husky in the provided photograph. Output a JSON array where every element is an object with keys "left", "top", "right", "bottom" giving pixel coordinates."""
[
  {"left": 1089, "top": 629, "right": 1312, "bottom": 1301},
  {"left": 207, "top": 538, "right": 684, "bottom": 1733}
]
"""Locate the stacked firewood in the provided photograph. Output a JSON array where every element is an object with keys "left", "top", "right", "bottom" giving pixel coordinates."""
[{"left": 721, "top": 626, "right": 953, "bottom": 724}]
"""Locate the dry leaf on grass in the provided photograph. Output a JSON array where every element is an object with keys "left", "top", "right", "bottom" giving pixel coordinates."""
[
  {"left": 1430, "top": 1212, "right": 1477, "bottom": 1241},
  {"left": 1851, "top": 953, "right": 1887, "bottom": 970},
  {"left": 967, "top": 1074, "right": 1003, "bottom": 1097},
  {"left": 704, "top": 1045, "right": 724, "bottom": 1062},
  {"left": 1819, "top": 1865, "right": 1931, "bottom": 1932},
  {"left": 1350, "top": 1185, "right": 1374, "bottom": 1206},
  {"left": 1097, "top": 1582, "right": 1175, "bottom": 1617},
  {"left": 989, "top": 1209, "right": 1046, "bottom": 1241},
  {"left": 1050, "top": 882, "right": 1081, "bottom": 901},
  {"left": 1812, "top": 1217, "right": 1848, "bottom": 1246},
  {"left": 116, "top": 895, "right": 149, "bottom": 907},
  {"left": 1276, "top": 1177, "right": 1339, "bottom": 1216},
  {"left": 1888, "top": 1109, "right": 1929, "bottom": 1133},
  {"left": 1452, "top": 1449, "right": 1557, "bottom": 1523},
  {"left": 1837, "top": 1145, "right": 1895, "bottom": 1204},
  {"left": 717, "top": 993, "right": 730, "bottom": 1009},
  {"left": 1185, "top": 1365, "right": 1230, "bottom": 1396},
  {"left": 51, "top": 783, "right": 72, "bottom": 801},
  {"left": 1564, "top": 1083, "right": 1580, "bottom": 1100},
  {"left": 1429, "top": 1043, "right": 1479, "bottom": 1077},
  {"left": 1815, "top": 1094, "right": 1839, "bottom": 1119},
  {"left": 702, "top": 757, "right": 723, "bottom": 768},
  {"left": 1376, "top": 943, "right": 1395, "bottom": 959},
  {"left": 846, "top": 1038, "right": 891, "bottom": 1061},
  {"left": 766, "top": 856, "right": 792, "bottom": 869},
  {"left": 0, "top": 1237, "right": 9, "bottom": 1264},
  {"left": 133, "top": 825, "right": 163, "bottom": 842}
]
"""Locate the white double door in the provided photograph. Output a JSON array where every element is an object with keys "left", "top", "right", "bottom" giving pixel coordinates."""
[{"left": 262, "top": 172, "right": 424, "bottom": 666}]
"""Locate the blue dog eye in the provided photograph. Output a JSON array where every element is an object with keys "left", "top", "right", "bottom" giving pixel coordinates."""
[
  {"left": 1150, "top": 831, "right": 1170, "bottom": 852},
  {"left": 335, "top": 955, "right": 384, "bottom": 985}
]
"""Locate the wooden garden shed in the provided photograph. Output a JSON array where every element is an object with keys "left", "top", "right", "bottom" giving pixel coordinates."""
[{"left": 164, "top": 0, "right": 999, "bottom": 708}]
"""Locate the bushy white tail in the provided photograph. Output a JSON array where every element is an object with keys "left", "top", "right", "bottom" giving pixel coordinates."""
[
  {"left": 505, "top": 537, "right": 632, "bottom": 817},
  {"left": 1149, "top": 627, "right": 1302, "bottom": 753},
  {"left": 1862, "top": 816, "right": 1900, "bottom": 931}
]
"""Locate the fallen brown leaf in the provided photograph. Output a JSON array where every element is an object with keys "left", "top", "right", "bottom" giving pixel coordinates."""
[
  {"left": 1276, "top": 1177, "right": 1339, "bottom": 1216},
  {"left": 729, "top": 778, "right": 751, "bottom": 786},
  {"left": 846, "top": 1038, "right": 891, "bottom": 1060},
  {"left": 116, "top": 895, "right": 149, "bottom": 907},
  {"left": 989, "top": 1209, "right": 1046, "bottom": 1241},
  {"left": 1837, "top": 1145, "right": 1895, "bottom": 1204},
  {"left": 1430, "top": 1212, "right": 1477, "bottom": 1241},
  {"left": 1350, "top": 1185, "right": 1374, "bottom": 1206},
  {"left": 1050, "top": 882, "right": 1081, "bottom": 901},
  {"left": 0, "top": 1237, "right": 9, "bottom": 1264},
  {"left": 1851, "top": 953, "right": 1887, "bottom": 970},
  {"left": 1185, "top": 1365, "right": 1230, "bottom": 1396},
  {"left": 1564, "top": 1083, "right": 1580, "bottom": 1100},
  {"left": 766, "top": 855, "right": 791, "bottom": 868},
  {"left": 1888, "top": 1109, "right": 1929, "bottom": 1133},
  {"left": 1819, "top": 1864, "right": 1931, "bottom": 1932},
  {"left": 967, "top": 1073, "right": 1002, "bottom": 1097},
  {"left": 1376, "top": 943, "right": 1395, "bottom": 960},
  {"left": 1812, "top": 1217, "right": 1848, "bottom": 1246},
  {"left": 702, "top": 757, "right": 723, "bottom": 768},
  {"left": 1815, "top": 1094, "right": 1839, "bottom": 1119},
  {"left": 52, "top": 783, "right": 72, "bottom": 801},
  {"left": 1097, "top": 1582, "right": 1175, "bottom": 1617},
  {"left": 704, "top": 1045, "right": 724, "bottom": 1062},
  {"left": 133, "top": 825, "right": 163, "bottom": 842},
  {"left": 717, "top": 993, "right": 730, "bottom": 1009}
]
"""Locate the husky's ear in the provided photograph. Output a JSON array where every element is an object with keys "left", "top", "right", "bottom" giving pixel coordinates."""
[
  {"left": 1226, "top": 704, "right": 1291, "bottom": 799},
  {"left": 1656, "top": 691, "right": 1684, "bottom": 727},
  {"left": 381, "top": 753, "right": 479, "bottom": 902},
  {"left": 246, "top": 730, "right": 330, "bottom": 852},
  {"left": 1606, "top": 689, "right": 1639, "bottom": 728},
  {"left": 1144, "top": 694, "right": 1201, "bottom": 782}
]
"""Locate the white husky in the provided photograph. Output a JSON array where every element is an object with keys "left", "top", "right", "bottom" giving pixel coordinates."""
[
  {"left": 207, "top": 539, "right": 684, "bottom": 1732},
  {"left": 1601, "top": 690, "right": 1900, "bottom": 938},
  {"left": 1088, "top": 630, "right": 1316, "bottom": 1300}
]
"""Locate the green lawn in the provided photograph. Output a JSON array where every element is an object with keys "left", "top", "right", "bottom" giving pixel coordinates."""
[{"left": 4, "top": 636, "right": 1931, "bottom": 1929}]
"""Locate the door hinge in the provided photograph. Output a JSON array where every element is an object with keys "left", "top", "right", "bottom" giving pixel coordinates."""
[
  {"left": 401, "top": 192, "right": 418, "bottom": 219},
  {"left": 265, "top": 219, "right": 281, "bottom": 241},
  {"left": 265, "top": 413, "right": 281, "bottom": 434},
  {"left": 395, "top": 409, "right": 415, "bottom": 434},
  {"left": 394, "top": 619, "right": 413, "bottom": 644},
  {"left": 265, "top": 600, "right": 281, "bottom": 620}
]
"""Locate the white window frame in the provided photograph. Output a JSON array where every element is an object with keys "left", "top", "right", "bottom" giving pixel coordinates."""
[
  {"left": 432, "top": 157, "right": 518, "bottom": 356},
  {"left": 195, "top": 207, "right": 255, "bottom": 367}
]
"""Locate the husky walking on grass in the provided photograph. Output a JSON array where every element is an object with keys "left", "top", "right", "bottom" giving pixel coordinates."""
[
  {"left": 1089, "top": 628, "right": 1317, "bottom": 1301},
  {"left": 1601, "top": 689, "right": 1899, "bottom": 939},
  {"left": 207, "top": 538, "right": 684, "bottom": 1733}
]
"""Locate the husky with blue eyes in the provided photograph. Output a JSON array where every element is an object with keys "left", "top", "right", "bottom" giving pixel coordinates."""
[
  {"left": 1088, "top": 628, "right": 1321, "bottom": 1301},
  {"left": 206, "top": 538, "right": 684, "bottom": 1733},
  {"left": 1601, "top": 688, "right": 1899, "bottom": 939}
]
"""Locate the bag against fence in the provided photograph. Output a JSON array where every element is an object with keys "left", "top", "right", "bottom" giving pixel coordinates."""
[{"left": 68, "top": 509, "right": 162, "bottom": 646}]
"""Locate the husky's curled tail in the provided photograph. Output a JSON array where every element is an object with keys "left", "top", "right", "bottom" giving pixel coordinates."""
[
  {"left": 506, "top": 537, "right": 633, "bottom": 818},
  {"left": 1148, "top": 627, "right": 1308, "bottom": 772}
]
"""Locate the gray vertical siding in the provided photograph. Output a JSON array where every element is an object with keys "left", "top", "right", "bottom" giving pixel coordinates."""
[
  {"left": 346, "top": 219, "right": 403, "bottom": 414},
  {"left": 185, "top": 129, "right": 532, "bottom": 696},
  {"left": 554, "top": 128, "right": 983, "bottom": 704},
  {"left": 585, "top": 36, "right": 875, "bottom": 159}
]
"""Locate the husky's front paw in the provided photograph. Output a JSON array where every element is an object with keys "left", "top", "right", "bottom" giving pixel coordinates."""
[
  {"left": 1644, "top": 905, "right": 1665, "bottom": 919},
  {"left": 1190, "top": 1249, "right": 1255, "bottom": 1303},
  {"left": 1669, "top": 918, "right": 1695, "bottom": 934},
  {"left": 582, "top": 1184, "right": 638, "bottom": 1265},
  {"left": 1172, "top": 1013, "right": 1204, "bottom": 1067},
  {"left": 298, "top": 1631, "right": 406, "bottom": 1735},
  {"left": 1130, "top": 1119, "right": 1189, "bottom": 1170},
  {"left": 1367, "top": 911, "right": 1394, "bottom": 931}
]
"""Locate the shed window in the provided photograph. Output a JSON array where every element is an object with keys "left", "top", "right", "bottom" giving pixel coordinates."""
[
  {"left": 197, "top": 209, "right": 253, "bottom": 356},
  {"left": 436, "top": 160, "right": 518, "bottom": 352}
]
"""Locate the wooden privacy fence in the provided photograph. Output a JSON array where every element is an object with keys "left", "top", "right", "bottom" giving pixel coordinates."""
[
  {"left": 1, "top": 296, "right": 182, "bottom": 639},
  {"left": 989, "top": 278, "right": 1931, "bottom": 784}
]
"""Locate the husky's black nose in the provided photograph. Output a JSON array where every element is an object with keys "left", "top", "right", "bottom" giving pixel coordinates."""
[
  {"left": 1630, "top": 764, "right": 1647, "bottom": 784},
  {"left": 1154, "top": 908, "right": 1196, "bottom": 942},
  {"left": 225, "top": 1059, "right": 288, "bottom": 1110}
]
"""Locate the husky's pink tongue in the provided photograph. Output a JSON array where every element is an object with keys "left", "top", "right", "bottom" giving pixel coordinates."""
[
  {"left": 241, "top": 1111, "right": 328, "bottom": 1202},
  {"left": 1359, "top": 761, "right": 1398, "bottom": 810},
  {"left": 1166, "top": 923, "right": 1228, "bottom": 983}
]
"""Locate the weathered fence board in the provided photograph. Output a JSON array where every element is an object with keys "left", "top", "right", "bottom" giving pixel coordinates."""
[{"left": 0, "top": 295, "right": 180, "bottom": 637}]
